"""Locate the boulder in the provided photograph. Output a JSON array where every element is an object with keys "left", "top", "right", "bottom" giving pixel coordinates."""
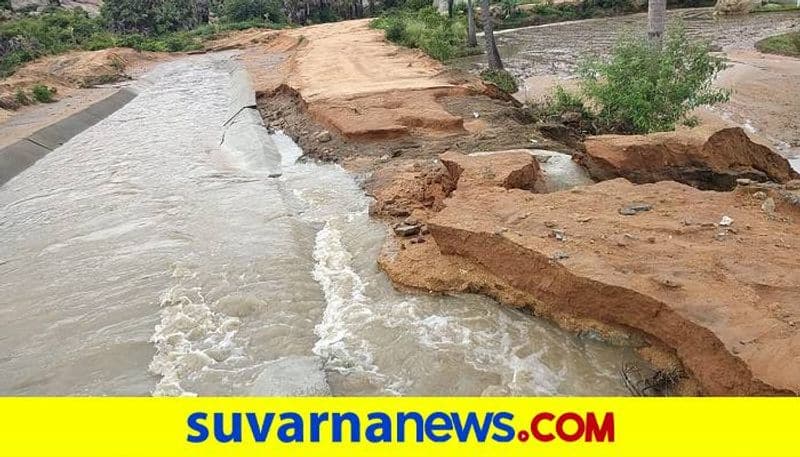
[
  {"left": 440, "top": 150, "right": 541, "bottom": 190},
  {"left": 10, "top": 0, "right": 51, "bottom": 11},
  {"left": 714, "top": 0, "right": 760, "bottom": 14},
  {"left": 581, "top": 127, "right": 799, "bottom": 190},
  {"left": 426, "top": 179, "right": 800, "bottom": 395}
]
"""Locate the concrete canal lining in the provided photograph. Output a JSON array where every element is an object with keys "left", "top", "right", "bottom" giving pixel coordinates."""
[{"left": 0, "top": 87, "right": 137, "bottom": 186}]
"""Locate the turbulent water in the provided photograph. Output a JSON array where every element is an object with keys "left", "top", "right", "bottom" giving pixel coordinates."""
[{"left": 0, "top": 53, "right": 638, "bottom": 396}]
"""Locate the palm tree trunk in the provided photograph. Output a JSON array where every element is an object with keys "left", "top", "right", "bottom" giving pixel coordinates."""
[
  {"left": 481, "top": 0, "right": 503, "bottom": 70},
  {"left": 466, "top": 0, "right": 478, "bottom": 47},
  {"left": 648, "top": 0, "right": 666, "bottom": 45}
]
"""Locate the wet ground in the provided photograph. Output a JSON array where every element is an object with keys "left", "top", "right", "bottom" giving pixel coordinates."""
[
  {"left": 458, "top": 8, "right": 800, "bottom": 79},
  {"left": 0, "top": 53, "right": 640, "bottom": 396}
]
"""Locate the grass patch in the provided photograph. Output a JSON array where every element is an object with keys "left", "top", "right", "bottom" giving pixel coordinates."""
[
  {"left": 31, "top": 84, "right": 56, "bottom": 103},
  {"left": 755, "top": 31, "right": 800, "bottom": 58},
  {"left": 481, "top": 69, "right": 519, "bottom": 93},
  {"left": 0, "top": 8, "right": 284, "bottom": 78},
  {"left": 371, "top": 6, "right": 472, "bottom": 61}
]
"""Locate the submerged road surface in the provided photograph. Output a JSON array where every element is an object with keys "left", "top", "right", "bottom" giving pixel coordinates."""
[{"left": 0, "top": 54, "right": 639, "bottom": 396}]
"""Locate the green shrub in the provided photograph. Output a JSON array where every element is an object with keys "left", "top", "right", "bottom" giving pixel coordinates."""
[
  {"left": 544, "top": 86, "right": 591, "bottom": 118},
  {"left": 500, "top": 0, "right": 520, "bottom": 18},
  {"left": 31, "top": 84, "right": 56, "bottom": 103},
  {"left": 15, "top": 89, "right": 31, "bottom": 106},
  {"left": 0, "top": 8, "right": 105, "bottom": 76},
  {"left": 223, "top": 0, "right": 284, "bottom": 23},
  {"left": 755, "top": 32, "right": 800, "bottom": 58},
  {"left": 371, "top": 7, "right": 468, "bottom": 62},
  {"left": 578, "top": 22, "right": 729, "bottom": 133},
  {"left": 83, "top": 32, "right": 119, "bottom": 51},
  {"left": 480, "top": 69, "right": 519, "bottom": 94},
  {"left": 102, "top": 0, "right": 206, "bottom": 35}
]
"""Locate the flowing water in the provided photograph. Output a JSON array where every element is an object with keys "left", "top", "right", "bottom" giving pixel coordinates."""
[{"left": 0, "top": 53, "right": 639, "bottom": 396}]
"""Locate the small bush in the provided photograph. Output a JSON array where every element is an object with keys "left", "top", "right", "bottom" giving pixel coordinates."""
[
  {"left": 755, "top": 31, "right": 800, "bottom": 58},
  {"left": 223, "top": 0, "right": 284, "bottom": 23},
  {"left": 579, "top": 22, "right": 729, "bottom": 133},
  {"left": 15, "top": 89, "right": 31, "bottom": 106},
  {"left": 527, "top": 85, "right": 597, "bottom": 133},
  {"left": 544, "top": 86, "right": 591, "bottom": 118},
  {"left": 480, "top": 69, "right": 519, "bottom": 94},
  {"left": 31, "top": 84, "right": 56, "bottom": 103},
  {"left": 83, "top": 32, "right": 119, "bottom": 51},
  {"left": 372, "top": 7, "right": 468, "bottom": 62}
]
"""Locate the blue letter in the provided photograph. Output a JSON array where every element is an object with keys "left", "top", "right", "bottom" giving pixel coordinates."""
[
  {"left": 332, "top": 412, "right": 360, "bottom": 442},
  {"left": 491, "top": 412, "right": 515, "bottom": 442},
  {"left": 187, "top": 412, "right": 208, "bottom": 443},
  {"left": 365, "top": 413, "right": 392, "bottom": 443},
  {"left": 246, "top": 413, "right": 275, "bottom": 442},
  {"left": 310, "top": 412, "right": 329, "bottom": 442},
  {"left": 452, "top": 412, "right": 493, "bottom": 442},
  {"left": 214, "top": 412, "right": 242, "bottom": 443},
  {"left": 396, "top": 412, "right": 424, "bottom": 442},
  {"left": 425, "top": 412, "right": 453, "bottom": 442},
  {"left": 277, "top": 413, "right": 304, "bottom": 442}
]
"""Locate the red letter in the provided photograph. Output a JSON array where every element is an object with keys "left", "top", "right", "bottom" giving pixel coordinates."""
[
  {"left": 555, "top": 412, "right": 585, "bottom": 442},
  {"left": 530, "top": 412, "right": 555, "bottom": 442},
  {"left": 585, "top": 412, "right": 615, "bottom": 442}
]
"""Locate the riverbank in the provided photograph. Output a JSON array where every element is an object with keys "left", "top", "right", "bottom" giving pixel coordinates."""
[{"left": 233, "top": 18, "right": 800, "bottom": 395}]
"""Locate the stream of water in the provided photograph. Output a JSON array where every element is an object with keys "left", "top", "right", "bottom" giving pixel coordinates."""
[{"left": 0, "top": 53, "right": 638, "bottom": 396}]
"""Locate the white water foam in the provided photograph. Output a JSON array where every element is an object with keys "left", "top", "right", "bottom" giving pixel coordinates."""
[
  {"left": 149, "top": 282, "right": 244, "bottom": 396},
  {"left": 311, "top": 220, "right": 380, "bottom": 376}
]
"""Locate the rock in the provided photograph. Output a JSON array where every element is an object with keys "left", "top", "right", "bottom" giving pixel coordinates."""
[
  {"left": 714, "top": 0, "right": 760, "bottom": 14},
  {"left": 719, "top": 215, "right": 734, "bottom": 227},
  {"left": 426, "top": 179, "right": 800, "bottom": 395},
  {"left": 366, "top": 160, "right": 457, "bottom": 218},
  {"left": 394, "top": 224, "right": 421, "bottom": 237},
  {"left": 581, "top": 127, "right": 799, "bottom": 191},
  {"left": 753, "top": 191, "right": 767, "bottom": 200},
  {"left": 560, "top": 111, "right": 583, "bottom": 125},
  {"left": 619, "top": 202, "right": 653, "bottom": 216},
  {"left": 761, "top": 197, "right": 776, "bottom": 216},
  {"left": 9, "top": 0, "right": 49, "bottom": 11},
  {"left": 440, "top": 150, "right": 541, "bottom": 190},
  {"left": 316, "top": 130, "right": 332, "bottom": 143},
  {"left": 786, "top": 180, "right": 800, "bottom": 191}
]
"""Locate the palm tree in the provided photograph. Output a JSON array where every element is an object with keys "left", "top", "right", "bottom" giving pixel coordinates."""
[
  {"left": 648, "top": 0, "right": 666, "bottom": 45},
  {"left": 466, "top": 0, "right": 478, "bottom": 47},
  {"left": 481, "top": 0, "right": 503, "bottom": 69}
]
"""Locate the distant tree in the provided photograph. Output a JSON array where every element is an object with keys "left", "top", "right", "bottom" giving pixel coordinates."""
[
  {"left": 480, "top": 0, "right": 502, "bottom": 69},
  {"left": 466, "top": 0, "right": 477, "bottom": 47},
  {"left": 102, "top": 0, "right": 206, "bottom": 34},
  {"left": 648, "top": 0, "right": 666, "bottom": 45}
]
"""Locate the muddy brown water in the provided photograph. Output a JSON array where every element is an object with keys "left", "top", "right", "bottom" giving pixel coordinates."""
[{"left": 0, "top": 53, "right": 641, "bottom": 396}]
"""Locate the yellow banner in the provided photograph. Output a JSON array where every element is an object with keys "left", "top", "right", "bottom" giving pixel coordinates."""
[{"left": 1, "top": 397, "right": 797, "bottom": 457}]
